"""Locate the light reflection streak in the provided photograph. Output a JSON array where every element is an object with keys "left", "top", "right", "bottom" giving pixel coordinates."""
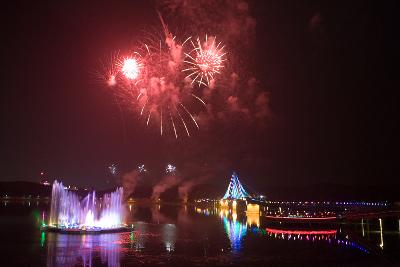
[
  {"left": 263, "top": 228, "right": 369, "bottom": 254},
  {"left": 361, "top": 219, "right": 365, "bottom": 237},
  {"left": 246, "top": 212, "right": 260, "bottom": 227},
  {"left": 46, "top": 233, "right": 121, "bottom": 267},
  {"left": 162, "top": 224, "right": 177, "bottom": 252},
  {"left": 379, "top": 218, "right": 384, "bottom": 249}
]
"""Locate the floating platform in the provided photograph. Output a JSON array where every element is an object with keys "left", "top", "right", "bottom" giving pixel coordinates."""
[{"left": 42, "top": 225, "right": 131, "bottom": 234}]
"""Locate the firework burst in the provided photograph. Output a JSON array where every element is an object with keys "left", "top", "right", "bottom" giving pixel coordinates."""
[
  {"left": 96, "top": 26, "right": 227, "bottom": 138},
  {"left": 92, "top": 51, "right": 121, "bottom": 87},
  {"left": 182, "top": 35, "right": 226, "bottom": 87}
]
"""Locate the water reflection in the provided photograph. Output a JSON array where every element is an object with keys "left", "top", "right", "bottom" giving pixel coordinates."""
[
  {"left": 195, "top": 205, "right": 371, "bottom": 255},
  {"left": 379, "top": 218, "right": 384, "bottom": 249},
  {"left": 162, "top": 224, "right": 177, "bottom": 252},
  {"left": 219, "top": 209, "right": 247, "bottom": 253},
  {"left": 246, "top": 212, "right": 260, "bottom": 227},
  {"left": 46, "top": 233, "right": 120, "bottom": 267},
  {"left": 35, "top": 204, "right": 400, "bottom": 266},
  {"left": 263, "top": 227, "right": 369, "bottom": 254},
  {"left": 132, "top": 222, "right": 147, "bottom": 251}
]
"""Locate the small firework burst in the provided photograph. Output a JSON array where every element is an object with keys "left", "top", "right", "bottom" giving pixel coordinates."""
[
  {"left": 108, "top": 163, "right": 118, "bottom": 176},
  {"left": 183, "top": 35, "right": 226, "bottom": 87},
  {"left": 166, "top": 164, "right": 176, "bottom": 175},
  {"left": 138, "top": 164, "right": 147, "bottom": 173}
]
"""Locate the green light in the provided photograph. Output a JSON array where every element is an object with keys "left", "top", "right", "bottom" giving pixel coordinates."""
[
  {"left": 130, "top": 231, "right": 135, "bottom": 241},
  {"left": 261, "top": 229, "right": 266, "bottom": 235},
  {"left": 40, "top": 231, "right": 45, "bottom": 247}
]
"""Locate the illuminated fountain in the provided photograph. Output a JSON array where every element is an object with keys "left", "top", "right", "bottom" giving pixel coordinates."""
[{"left": 45, "top": 181, "right": 127, "bottom": 233}]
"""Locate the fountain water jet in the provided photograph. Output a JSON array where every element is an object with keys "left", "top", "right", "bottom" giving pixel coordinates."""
[{"left": 45, "top": 181, "right": 127, "bottom": 233}]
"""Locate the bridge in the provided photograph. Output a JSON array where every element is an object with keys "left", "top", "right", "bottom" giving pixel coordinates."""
[
  {"left": 217, "top": 172, "right": 392, "bottom": 222},
  {"left": 220, "top": 172, "right": 260, "bottom": 213}
]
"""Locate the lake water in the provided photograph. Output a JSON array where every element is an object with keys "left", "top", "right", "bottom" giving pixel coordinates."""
[{"left": 0, "top": 201, "right": 399, "bottom": 266}]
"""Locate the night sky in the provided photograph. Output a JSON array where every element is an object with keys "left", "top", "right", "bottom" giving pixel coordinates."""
[{"left": 1, "top": 1, "right": 397, "bottom": 190}]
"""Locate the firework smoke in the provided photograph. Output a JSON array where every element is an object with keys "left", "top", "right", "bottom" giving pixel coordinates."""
[
  {"left": 178, "top": 179, "right": 197, "bottom": 202},
  {"left": 151, "top": 206, "right": 169, "bottom": 223},
  {"left": 118, "top": 168, "right": 143, "bottom": 200},
  {"left": 151, "top": 174, "right": 181, "bottom": 200}
]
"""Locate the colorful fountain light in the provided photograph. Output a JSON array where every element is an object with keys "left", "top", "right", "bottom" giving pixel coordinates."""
[{"left": 47, "top": 181, "right": 125, "bottom": 232}]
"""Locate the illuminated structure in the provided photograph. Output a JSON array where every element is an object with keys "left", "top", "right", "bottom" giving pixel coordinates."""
[
  {"left": 222, "top": 172, "right": 249, "bottom": 200},
  {"left": 46, "top": 181, "right": 126, "bottom": 232}
]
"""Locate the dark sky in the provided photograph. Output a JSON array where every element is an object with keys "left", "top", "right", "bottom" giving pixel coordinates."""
[{"left": 1, "top": 0, "right": 397, "bottom": 190}]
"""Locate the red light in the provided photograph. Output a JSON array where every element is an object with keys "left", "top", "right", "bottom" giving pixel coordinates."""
[{"left": 266, "top": 228, "right": 337, "bottom": 235}]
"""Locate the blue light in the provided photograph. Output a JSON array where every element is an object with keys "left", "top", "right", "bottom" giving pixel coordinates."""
[{"left": 222, "top": 172, "right": 249, "bottom": 200}]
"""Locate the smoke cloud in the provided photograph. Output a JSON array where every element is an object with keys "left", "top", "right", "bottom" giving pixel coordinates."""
[
  {"left": 151, "top": 174, "right": 181, "bottom": 200},
  {"left": 178, "top": 176, "right": 208, "bottom": 201},
  {"left": 118, "top": 169, "right": 142, "bottom": 200}
]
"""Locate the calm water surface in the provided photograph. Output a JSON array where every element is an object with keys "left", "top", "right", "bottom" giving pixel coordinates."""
[{"left": 0, "top": 201, "right": 399, "bottom": 266}]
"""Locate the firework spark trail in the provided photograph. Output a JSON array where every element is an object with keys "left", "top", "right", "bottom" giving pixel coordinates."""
[
  {"left": 176, "top": 107, "right": 190, "bottom": 137},
  {"left": 179, "top": 103, "right": 199, "bottom": 129},
  {"left": 140, "top": 100, "right": 148, "bottom": 115},
  {"left": 147, "top": 111, "right": 152, "bottom": 126},
  {"left": 169, "top": 109, "right": 178, "bottom": 139},
  {"left": 160, "top": 108, "right": 163, "bottom": 136},
  {"left": 191, "top": 93, "right": 207, "bottom": 107},
  {"left": 182, "top": 36, "right": 192, "bottom": 46}
]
